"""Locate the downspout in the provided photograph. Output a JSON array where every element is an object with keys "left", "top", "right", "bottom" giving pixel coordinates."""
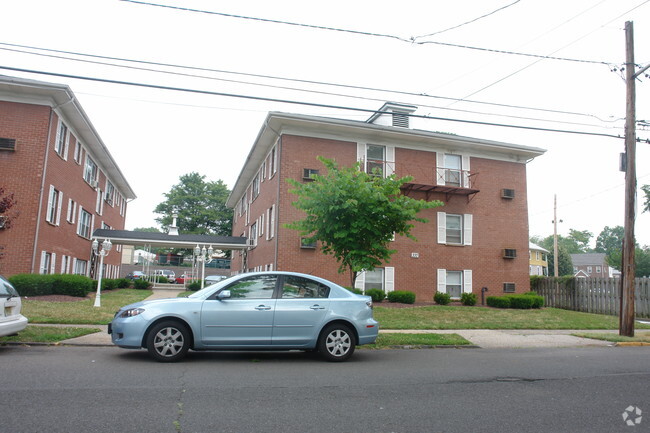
[
  {"left": 274, "top": 136, "right": 281, "bottom": 271},
  {"left": 31, "top": 108, "right": 55, "bottom": 273}
]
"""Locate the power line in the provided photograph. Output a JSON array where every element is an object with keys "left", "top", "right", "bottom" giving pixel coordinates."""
[
  {"left": 0, "top": 41, "right": 621, "bottom": 125},
  {"left": 0, "top": 64, "right": 626, "bottom": 140},
  {"left": 120, "top": 0, "right": 616, "bottom": 66}
]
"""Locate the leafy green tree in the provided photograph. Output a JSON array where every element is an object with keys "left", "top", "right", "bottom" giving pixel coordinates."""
[
  {"left": 568, "top": 229, "right": 593, "bottom": 253},
  {"left": 287, "top": 157, "right": 443, "bottom": 286},
  {"left": 154, "top": 172, "right": 232, "bottom": 236},
  {"left": 132, "top": 227, "right": 161, "bottom": 233},
  {"left": 547, "top": 245, "right": 574, "bottom": 277},
  {"left": 642, "top": 184, "right": 650, "bottom": 213},
  {"left": 608, "top": 246, "right": 650, "bottom": 276},
  {"left": 595, "top": 226, "right": 625, "bottom": 255}
]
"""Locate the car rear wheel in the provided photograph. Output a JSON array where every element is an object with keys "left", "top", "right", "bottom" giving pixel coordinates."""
[
  {"left": 318, "top": 324, "right": 356, "bottom": 362},
  {"left": 146, "top": 321, "right": 190, "bottom": 362}
]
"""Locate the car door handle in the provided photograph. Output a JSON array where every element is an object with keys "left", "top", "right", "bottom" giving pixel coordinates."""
[
  {"left": 255, "top": 305, "right": 272, "bottom": 310},
  {"left": 309, "top": 305, "right": 325, "bottom": 310}
]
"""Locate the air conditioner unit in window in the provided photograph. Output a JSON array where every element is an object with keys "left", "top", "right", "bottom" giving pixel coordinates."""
[
  {"left": 503, "top": 282, "right": 516, "bottom": 293},
  {"left": 503, "top": 249, "right": 517, "bottom": 259},
  {"left": 90, "top": 179, "right": 98, "bottom": 189},
  {"left": 303, "top": 168, "right": 319, "bottom": 180},
  {"left": 246, "top": 238, "right": 256, "bottom": 248},
  {"left": 300, "top": 237, "right": 317, "bottom": 249},
  {"left": 501, "top": 189, "right": 515, "bottom": 199}
]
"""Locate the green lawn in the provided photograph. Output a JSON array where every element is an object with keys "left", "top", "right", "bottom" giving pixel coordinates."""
[
  {"left": 374, "top": 305, "right": 650, "bottom": 330},
  {"left": 572, "top": 331, "right": 650, "bottom": 343},
  {"left": 0, "top": 326, "right": 101, "bottom": 343},
  {"left": 22, "top": 289, "right": 152, "bottom": 325},
  {"left": 365, "top": 333, "right": 471, "bottom": 348}
]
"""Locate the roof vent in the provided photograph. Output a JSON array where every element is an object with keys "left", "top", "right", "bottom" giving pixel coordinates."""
[{"left": 367, "top": 102, "right": 417, "bottom": 128}]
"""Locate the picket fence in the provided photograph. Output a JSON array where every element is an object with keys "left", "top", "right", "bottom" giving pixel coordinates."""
[{"left": 533, "top": 277, "right": 650, "bottom": 318}]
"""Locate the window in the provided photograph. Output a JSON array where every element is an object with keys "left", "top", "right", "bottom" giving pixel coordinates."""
[
  {"left": 364, "top": 268, "right": 384, "bottom": 291},
  {"left": 268, "top": 205, "right": 275, "bottom": 240},
  {"left": 78, "top": 208, "right": 92, "bottom": 238},
  {"left": 366, "top": 144, "right": 385, "bottom": 176},
  {"left": 281, "top": 275, "right": 329, "bottom": 298},
  {"left": 61, "top": 255, "right": 70, "bottom": 274},
  {"left": 300, "top": 237, "right": 317, "bottom": 249},
  {"left": 105, "top": 181, "right": 115, "bottom": 205},
  {"left": 249, "top": 222, "right": 257, "bottom": 247},
  {"left": 438, "top": 212, "right": 472, "bottom": 246},
  {"left": 303, "top": 168, "right": 319, "bottom": 181},
  {"left": 596, "top": 266, "right": 602, "bottom": 273},
  {"left": 74, "top": 259, "right": 88, "bottom": 276},
  {"left": 84, "top": 155, "right": 98, "bottom": 185},
  {"left": 224, "top": 275, "right": 276, "bottom": 299},
  {"left": 446, "top": 271, "right": 463, "bottom": 298},
  {"left": 437, "top": 269, "right": 472, "bottom": 299},
  {"left": 444, "top": 154, "right": 462, "bottom": 186},
  {"left": 40, "top": 252, "right": 52, "bottom": 274},
  {"left": 252, "top": 172, "right": 260, "bottom": 199},
  {"left": 54, "top": 120, "right": 69, "bottom": 159},
  {"left": 445, "top": 214, "right": 463, "bottom": 244},
  {"left": 46, "top": 185, "right": 62, "bottom": 225},
  {"left": 96, "top": 189, "right": 104, "bottom": 215},
  {"left": 269, "top": 145, "right": 277, "bottom": 176},
  {"left": 587, "top": 266, "right": 593, "bottom": 274}
]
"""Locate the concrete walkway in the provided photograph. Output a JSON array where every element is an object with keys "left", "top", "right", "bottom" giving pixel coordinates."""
[{"left": 28, "top": 289, "right": 638, "bottom": 349}]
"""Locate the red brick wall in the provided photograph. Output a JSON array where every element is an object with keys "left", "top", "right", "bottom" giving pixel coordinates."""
[
  {"left": 233, "top": 133, "right": 533, "bottom": 300},
  {"left": 0, "top": 101, "right": 127, "bottom": 277}
]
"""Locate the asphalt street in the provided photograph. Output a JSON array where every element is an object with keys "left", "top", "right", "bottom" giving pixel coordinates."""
[{"left": 1, "top": 344, "right": 648, "bottom": 433}]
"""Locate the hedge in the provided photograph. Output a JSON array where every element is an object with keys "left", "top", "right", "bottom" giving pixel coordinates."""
[
  {"left": 387, "top": 290, "right": 416, "bottom": 304},
  {"left": 9, "top": 274, "right": 94, "bottom": 297},
  {"left": 487, "top": 293, "right": 544, "bottom": 309},
  {"left": 460, "top": 292, "right": 477, "bottom": 306},
  {"left": 365, "top": 288, "right": 386, "bottom": 302},
  {"left": 434, "top": 291, "right": 451, "bottom": 305}
]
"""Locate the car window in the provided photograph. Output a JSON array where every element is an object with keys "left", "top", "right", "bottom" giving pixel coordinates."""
[
  {"left": 0, "top": 277, "right": 19, "bottom": 297},
  {"left": 225, "top": 275, "right": 277, "bottom": 299},
  {"left": 281, "top": 276, "right": 330, "bottom": 299}
]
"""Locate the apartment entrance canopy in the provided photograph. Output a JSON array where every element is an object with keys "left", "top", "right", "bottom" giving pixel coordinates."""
[{"left": 91, "top": 229, "right": 248, "bottom": 250}]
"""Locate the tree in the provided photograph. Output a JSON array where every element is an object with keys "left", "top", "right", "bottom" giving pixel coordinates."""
[
  {"left": 0, "top": 187, "right": 18, "bottom": 263},
  {"left": 530, "top": 235, "right": 574, "bottom": 276},
  {"left": 568, "top": 229, "right": 593, "bottom": 253},
  {"left": 287, "top": 157, "right": 443, "bottom": 286},
  {"left": 154, "top": 173, "right": 232, "bottom": 236},
  {"left": 642, "top": 184, "right": 650, "bottom": 213},
  {"left": 595, "top": 226, "right": 625, "bottom": 256},
  {"left": 132, "top": 227, "right": 161, "bottom": 233}
]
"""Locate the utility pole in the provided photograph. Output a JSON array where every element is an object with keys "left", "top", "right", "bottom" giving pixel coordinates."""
[
  {"left": 620, "top": 21, "right": 637, "bottom": 337},
  {"left": 553, "top": 194, "right": 559, "bottom": 277}
]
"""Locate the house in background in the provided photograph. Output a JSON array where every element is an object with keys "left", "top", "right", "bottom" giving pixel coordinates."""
[
  {"left": 571, "top": 253, "right": 615, "bottom": 278},
  {"left": 0, "top": 75, "right": 135, "bottom": 278},
  {"left": 226, "top": 103, "right": 545, "bottom": 301},
  {"left": 529, "top": 242, "right": 549, "bottom": 276}
]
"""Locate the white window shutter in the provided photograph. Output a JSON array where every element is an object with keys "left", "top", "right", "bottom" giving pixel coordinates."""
[
  {"left": 46, "top": 185, "right": 55, "bottom": 222},
  {"left": 436, "top": 152, "right": 445, "bottom": 186},
  {"left": 385, "top": 146, "right": 395, "bottom": 176},
  {"left": 463, "top": 270, "right": 473, "bottom": 293},
  {"left": 56, "top": 191, "right": 63, "bottom": 226},
  {"left": 72, "top": 257, "right": 77, "bottom": 274},
  {"left": 357, "top": 142, "right": 366, "bottom": 163},
  {"left": 63, "top": 133, "right": 70, "bottom": 160},
  {"left": 437, "top": 212, "right": 446, "bottom": 244},
  {"left": 355, "top": 270, "right": 365, "bottom": 291},
  {"left": 462, "top": 156, "right": 471, "bottom": 188},
  {"left": 437, "top": 269, "right": 447, "bottom": 293},
  {"left": 385, "top": 267, "right": 395, "bottom": 293},
  {"left": 91, "top": 214, "right": 95, "bottom": 238},
  {"left": 51, "top": 253, "right": 56, "bottom": 274},
  {"left": 463, "top": 214, "right": 473, "bottom": 246}
]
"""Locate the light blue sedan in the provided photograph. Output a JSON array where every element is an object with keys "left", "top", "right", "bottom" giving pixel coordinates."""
[{"left": 109, "top": 271, "right": 379, "bottom": 362}]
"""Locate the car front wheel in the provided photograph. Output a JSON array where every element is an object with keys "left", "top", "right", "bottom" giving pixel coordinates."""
[
  {"left": 318, "top": 324, "right": 356, "bottom": 362},
  {"left": 146, "top": 321, "right": 190, "bottom": 362}
]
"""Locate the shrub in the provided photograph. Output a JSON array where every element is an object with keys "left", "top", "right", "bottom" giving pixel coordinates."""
[
  {"left": 486, "top": 296, "right": 511, "bottom": 308},
  {"left": 133, "top": 279, "right": 151, "bottom": 290},
  {"left": 53, "top": 274, "right": 94, "bottom": 297},
  {"left": 9, "top": 274, "right": 54, "bottom": 296},
  {"left": 9, "top": 274, "right": 94, "bottom": 297},
  {"left": 434, "top": 291, "right": 451, "bottom": 305},
  {"left": 346, "top": 287, "right": 363, "bottom": 295},
  {"left": 188, "top": 281, "right": 202, "bottom": 291},
  {"left": 365, "top": 288, "right": 386, "bottom": 302},
  {"left": 116, "top": 278, "right": 131, "bottom": 289},
  {"left": 387, "top": 290, "right": 416, "bottom": 304},
  {"left": 508, "top": 295, "right": 534, "bottom": 309},
  {"left": 460, "top": 292, "right": 477, "bottom": 306}
]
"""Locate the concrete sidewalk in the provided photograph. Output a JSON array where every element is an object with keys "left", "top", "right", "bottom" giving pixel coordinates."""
[{"left": 28, "top": 289, "right": 634, "bottom": 349}]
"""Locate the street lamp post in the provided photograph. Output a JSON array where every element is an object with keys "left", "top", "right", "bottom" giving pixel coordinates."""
[
  {"left": 92, "top": 238, "right": 112, "bottom": 307},
  {"left": 194, "top": 244, "right": 214, "bottom": 289}
]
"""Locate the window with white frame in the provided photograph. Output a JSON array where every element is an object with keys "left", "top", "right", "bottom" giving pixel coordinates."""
[
  {"left": 596, "top": 266, "right": 602, "bottom": 273},
  {"left": 587, "top": 266, "right": 592, "bottom": 273},
  {"left": 54, "top": 120, "right": 69, "bottom": 159},
  {"left": 437, "top": 269, "right": 472, "bottom": 299},
  {"left": 364, "top": 268, "right": 384, "bottom": 291},
  {"left": 366, "top": 144, "right": 385, "bottom": 176},
  {"left": 269, "top": 145, "right": 277, "bottom": 176},
  {"left": 46, "top": 185, "right": 63, "bottom": 225},
  {"left": 252, "top": 171, "right": 260, "bottom": 199},
  {"left": 73, "top": 139, "right": 82, "bottom": 164},
  {"left": 355, "top": 267, "right": 395, "bottom": 293},
  {"left": 250, "top": 222, "right": 257, "bottom": 247},
  {"left": 84, "top": 155, "right": 98, "bottom": 185},
  {"left": 78, "top": 208, "right": 92, "bottom": 238},
  {"left": 437, "top": 212, "right": 472, "bottom": 246},
  {"left": 444, "top": 154, "right": 462, "bottom": 186},
  {"left": 437, "top": 153, "right": 470, "bottom": 187},
  {"left": 74, "top": 259, "right": 87, "bottom": 276},
  {"left": 268, "top": 205, "right": 275, "bottom": 239},
  {"left": 40, "top": 251, "right": 53, "bottom": 274},
  {"left": 105, "top": 181, "right": 115, "bottom": 205},
  {"left": 96, "top": 189, "right": 104, "bottom": 215},
  {"left": 60, "top": 255, "right": 70, "bottom": 274}
]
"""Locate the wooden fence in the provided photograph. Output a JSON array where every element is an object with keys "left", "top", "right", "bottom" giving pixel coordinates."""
[{"left": 533, "top": 277, "right": 650, "bottom": 318}]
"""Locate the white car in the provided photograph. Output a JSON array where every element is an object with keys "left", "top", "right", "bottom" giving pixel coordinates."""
[{"left": 0, "top": 276, "right": 28, "bottom": 337}]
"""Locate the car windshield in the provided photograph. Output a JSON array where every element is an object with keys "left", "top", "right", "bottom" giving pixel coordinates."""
[{"left": 187, "top": 276, "right": 234, "bottom": 299}]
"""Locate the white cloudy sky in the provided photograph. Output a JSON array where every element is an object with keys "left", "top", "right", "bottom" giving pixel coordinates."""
[{"left": 1, "top": 0, "right": 649, "bottom": 247}]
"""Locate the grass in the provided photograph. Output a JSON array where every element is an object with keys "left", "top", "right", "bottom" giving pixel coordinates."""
[
  {"left": 0, "top": 326, "right": 101, "bottom": 343},
  {"left": 365, "top": 333, "right": 471, "bottom": 348},
  {"left": 374, "top": 305, "right": 650, "bottom": 330},
  {"left": 572, "top": 331, "right": 650, "bottom": 344},
  {"left": 22, "top": 289, "right": 152, "bottom": 325}
]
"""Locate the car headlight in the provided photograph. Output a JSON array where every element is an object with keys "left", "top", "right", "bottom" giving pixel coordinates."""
[{"left": 118, "top": 308, "right": 145, "bottom": 318}]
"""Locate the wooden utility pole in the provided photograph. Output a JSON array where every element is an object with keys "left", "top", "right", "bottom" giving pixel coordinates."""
[
  {"left": 620, "top": 21, "right": 637, "bottom": 337},
  {"left": 553, "top": 194, "right": 559, "bottom": 277}
]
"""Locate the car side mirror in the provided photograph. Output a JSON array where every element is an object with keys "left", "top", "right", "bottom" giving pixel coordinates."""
[{"left": 217, "top": 290, "right": 231, "bottom": 300}]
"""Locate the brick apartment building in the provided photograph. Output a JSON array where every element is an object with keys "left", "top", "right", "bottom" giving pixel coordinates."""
[
  {"left": 0, "top": 75, "right": 135, "bottom": 278},
  {"left": 226, "top": 103, "right": 545, "bottom": 301}
]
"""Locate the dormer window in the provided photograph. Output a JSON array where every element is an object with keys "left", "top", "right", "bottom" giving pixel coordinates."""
[{"left": 366, "top": 102, "right": 417, "bottom": 128}]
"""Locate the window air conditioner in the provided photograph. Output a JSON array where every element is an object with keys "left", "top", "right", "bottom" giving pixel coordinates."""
[{"left": 501, "top": 189, "right": 515, "bottom": 199}]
